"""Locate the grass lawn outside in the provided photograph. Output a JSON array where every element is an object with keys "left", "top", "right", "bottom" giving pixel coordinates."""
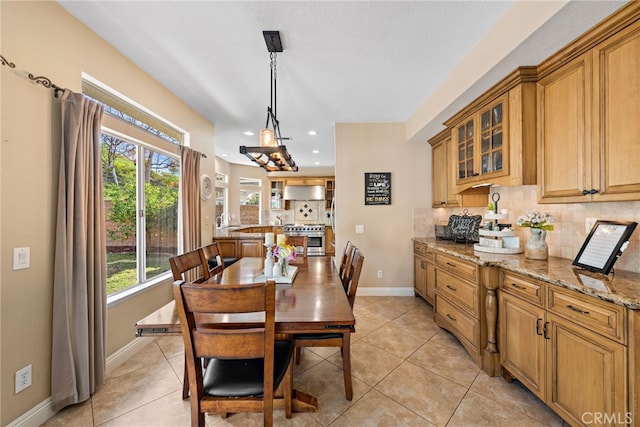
[{"left": 106, "top": 251, "right": 171, "bottom": 295}]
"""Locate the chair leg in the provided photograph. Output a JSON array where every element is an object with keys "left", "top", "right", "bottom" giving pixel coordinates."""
[
  {"left": 294, "top": 346, "right": 302, "bottom": 365},
  {"left": 341, "top": 333, "right": 353, "bottom": 401},
  {"left": 182, "top": 356, "right": 190, "bottom": 400},
  {"left": 284, "top": 360, "right": 293, "bottom": 419}
]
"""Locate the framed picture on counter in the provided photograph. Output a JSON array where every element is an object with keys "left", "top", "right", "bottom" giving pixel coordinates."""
[
  {"left": 572, "top": 220, "right": 637, "bottom": 275},
  {"left": 364, "top": 172, "right": 391, "bottom": 205}
]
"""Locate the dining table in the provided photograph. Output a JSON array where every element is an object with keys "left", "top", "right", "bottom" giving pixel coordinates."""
[{"left": 134, "top": 256, "right": 356, "bottom": 412}]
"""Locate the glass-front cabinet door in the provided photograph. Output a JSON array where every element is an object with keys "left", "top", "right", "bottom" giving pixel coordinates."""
[
  {"left": 457, "top": 119, "right": 475, "bottom": 180},
  {"left": 270, "top": 180, "right": 284, "bottom": 209},
  {"left": 455, "top": 94, "right": 508, "bottom": 185},
  {"left": 480, "top": 101, "right": 504, "bottom": 175}
]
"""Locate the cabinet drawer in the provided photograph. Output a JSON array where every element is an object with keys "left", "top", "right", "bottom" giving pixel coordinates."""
[
  {"left": 436, "top": 270, "right": 478, "bottom": 316},
  {"left": 436, "top": 253, "right": 477, "bottom": 282},
  {"left": 436, "top": 294, "right": 479, "bottom": 347},
  {"left": 548, "top": 285, "right": 626, "bottom": 344},
  {"left": 501, "top": 271, "right": 544, "bottom": 306},
  {"left": 414, "top": 242, "right": 427, "bottom": 257}
]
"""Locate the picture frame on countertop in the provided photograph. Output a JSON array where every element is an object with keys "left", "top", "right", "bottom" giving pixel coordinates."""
[{"left": 572, "top": 220, "right": 637, "bottom": 275}]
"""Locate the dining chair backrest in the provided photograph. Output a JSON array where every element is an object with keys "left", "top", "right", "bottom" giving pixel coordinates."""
[
  {"left": 200, "top": 242, "right": 225, "bottom": 277},
  {"left": 169, "top": 249, "right": 210, "bottom": 283},
  {"left": 286, "top": 235, "right": 308, "bottom": 259},
  {"left": 344, "top": 248, "right": 365, "bottom": 309},
  {"left": 339, "top": 241, "right": 356, "bottom": 290},
  {"left": 173, "top": 279, "right": 292, "bottom": 426}
]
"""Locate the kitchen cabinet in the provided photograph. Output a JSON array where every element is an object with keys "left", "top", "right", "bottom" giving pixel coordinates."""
[
  {"left": 325, "top": 179, "right": 334, "bottom": 209},
  {"left": 444, "top": 67, "right": 537, "bottom": 193},
  {"left": 325, "top": 226, "right": 335, "bottom": 256},
  {"left": 434, "top": 252, "right": 500, "bottom": 373},
  {"left": 500, "top": 271, "right": 627, "bottom": 426},
  {"left": 269, "top": 180, "right": 285, "bottom": 209},
  {"left": 238, "top": 240, "right": 264, "bottom": 257},
  {"left": 413, "top": 242, "right": 435, "bottom": 304},
  {"left": 285, "top": 177, "right": 326, "bottom": 186},
  {"left": 217, "top": 240, "right": 238, "bottom": 260},
  {"left": 537, "top": 6, "right": 640, "bottom": 203},
  {"left": 428, "top": 130, "right": 459, "bottom": 208},
  {"left": 216, "top": 238, "right": 265, "bottom": 259}
]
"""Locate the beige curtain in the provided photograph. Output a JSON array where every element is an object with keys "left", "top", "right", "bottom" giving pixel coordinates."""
[
  {"left": 51, "top": 90, "right": 106, "bottom": 411},
  {"left": 180, "top": 146, "right": 202, "bottom": 279}
]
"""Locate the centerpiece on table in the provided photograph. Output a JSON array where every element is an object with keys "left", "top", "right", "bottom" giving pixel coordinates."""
[
  {"left": 273, "top": 243, "right": 297, "bottom": 277},
  {"left": 516, "top": 211, "right": 555, "bottom": 260}
]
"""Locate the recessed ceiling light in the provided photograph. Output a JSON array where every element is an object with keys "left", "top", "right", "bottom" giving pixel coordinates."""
[
  {"left": 308, "top": 130, "right": 317, "bottom": 136},
  {"left": 221, "top": 153, "right": 229, "bottom": 157},
  {"left": 243, "top": 131, "right": 255, "bottom": 136},
  {"left": 314, "top": 161, "right": 320, "bottom": 165},
  {"left": 312, "top": 149, "right": 320, "bottom": 154}
]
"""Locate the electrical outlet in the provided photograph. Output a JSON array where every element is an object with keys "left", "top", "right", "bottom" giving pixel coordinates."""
[
  {"left": 585, "top": 217, "right": 597, "bottom": 234},
  {"left": 15, "top": 364, "right": 32, "bottom": 394},
  {"left": 377, "top": 270, "right": 383, "bottom": 279}
]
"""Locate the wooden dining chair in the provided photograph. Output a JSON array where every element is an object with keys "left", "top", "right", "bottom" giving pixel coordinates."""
[
  {"left": 338, "top": 241, "right": 355, "bottom": 290},
  {"left": 293, "top": 248, "right": 365, "bottom": 401},
  {"left": 169, "top": 249, "right": 213, "bottom": 399},
  {"left": 173, "top": 279, "right": 293, "bottom": 427},
  {"left": 200, "top": 242, "right": 225, "bottom": 277},
  {"left": 169, "top": 249, "right": 210, "bottom": 283},
  {"left": 285, "top": 235, "right": 308, "bottom": 260}
]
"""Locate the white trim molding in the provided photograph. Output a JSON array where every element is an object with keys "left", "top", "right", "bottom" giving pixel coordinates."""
[{"left": 7, "top": 337, "right": 155, "bottom": 427}]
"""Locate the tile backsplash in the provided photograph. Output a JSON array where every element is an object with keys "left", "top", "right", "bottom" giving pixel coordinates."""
[{"left": 414, "top": 185, "right": 640, "bottom": 274}]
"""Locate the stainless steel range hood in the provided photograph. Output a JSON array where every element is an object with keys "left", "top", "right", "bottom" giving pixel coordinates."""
[{"left": 283, "top": 185, "right": 325, "bottom": 201}]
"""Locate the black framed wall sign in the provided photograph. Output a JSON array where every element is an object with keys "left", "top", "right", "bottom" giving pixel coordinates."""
[
  {"left": 364, "top": 172, "right": 391, "bottom": 205},
  {"left": 572, "top": 220, "right": 637, "bottom": 275}
]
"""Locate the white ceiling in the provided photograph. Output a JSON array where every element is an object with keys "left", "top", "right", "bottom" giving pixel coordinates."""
[{"left": 58, "top": 1, "right": 624, "bottom": 169}]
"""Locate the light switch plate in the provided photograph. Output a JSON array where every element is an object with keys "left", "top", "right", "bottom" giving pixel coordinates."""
[{"left": 12, "top": 247, "right": 30, "bottom": 270}]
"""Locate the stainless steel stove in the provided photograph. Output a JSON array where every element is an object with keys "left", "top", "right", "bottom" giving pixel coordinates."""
[{"left": 283, "top": 224, "right": 326, "bottom": 256}]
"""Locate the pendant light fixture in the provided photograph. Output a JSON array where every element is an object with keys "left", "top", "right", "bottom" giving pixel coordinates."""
[{"left": 240, "top": 31, "right": 298, "bottom": 172}]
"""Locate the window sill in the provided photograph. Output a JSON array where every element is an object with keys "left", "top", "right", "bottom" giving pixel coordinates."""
[{"left": 107, "top": 272, "right": 173, "bottom": 307}]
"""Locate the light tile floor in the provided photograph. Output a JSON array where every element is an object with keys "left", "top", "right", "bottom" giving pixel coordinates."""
[{"left": 43, "top": 296, "right": 568, "bottom": 426}]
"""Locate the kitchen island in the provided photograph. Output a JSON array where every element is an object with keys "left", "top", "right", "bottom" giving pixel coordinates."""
[{"left": 414, "top": 237, "right": 640, "bottom": 426}]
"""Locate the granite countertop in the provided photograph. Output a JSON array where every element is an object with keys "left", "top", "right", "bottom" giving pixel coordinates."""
[
  {"left": 413, "top": 237, "right": 640, "bottom": 309},
  {"left": 214, "top": 226, "right": 269, "bottom": 239}
]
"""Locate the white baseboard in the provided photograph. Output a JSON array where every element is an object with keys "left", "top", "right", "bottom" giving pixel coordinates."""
[
  {"left": 357, "top": 286, "right": 415, "bottom": 297},
  {"left": 7, "top": 337, "right": 156, "bottom": 427}
]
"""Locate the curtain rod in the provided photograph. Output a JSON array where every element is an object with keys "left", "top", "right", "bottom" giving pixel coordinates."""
[{"left": 1, "top": 54, "right": 65, "bottom": 98}]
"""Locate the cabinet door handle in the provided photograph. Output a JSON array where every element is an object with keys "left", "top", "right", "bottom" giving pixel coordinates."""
[
  {"left": 511, "top": 283, "right": 526, "bottom": 290},
  {"left": 446, "top": 313, "right": 457, "bottom": 322},
  {"left": 446, "top": 285, "right": 457, "bottom": 291},
  {"left": 421, "top": 260, "right": 426, "bottom": 269},
  {"left": 543, "top": 322, "right": 550, "bottom": 340},
  {"left": 440, "top": 201, "right": 447, "bottom": 205},
  {"left": 582, "top": 189, "right": 590, "bottom": 196},
  {"left": 536, "top": 318, "right": 543, "bottom": 336},
  {"left": 567, "top": 304, "right": 590, "bottom": 315},
  {"left": 446, "top": 262, "right": 457, "bottom": 268},
  {"left": 590, "top": 188, "right": 598, "bottom": 195}
]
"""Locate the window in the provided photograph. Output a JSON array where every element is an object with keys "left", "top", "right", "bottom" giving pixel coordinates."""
[
  {"left": 239, "top": 177, "right": 261, "bottom": 225},
  {"left": 215, "top": 172, "right": 228, "bottom": 227},
  {"left": 86, "top": 79, "right": 183, "bottom": 300}
]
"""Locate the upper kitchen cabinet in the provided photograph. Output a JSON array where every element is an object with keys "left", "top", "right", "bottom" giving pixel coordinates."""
[
  {"left": 428, "top": 129, "right": 459, "bottom": 208},
  {"left": 285, "top": 177, "right": 326, "bottom": 186},
  {"left": 444, "top": 67, "right": 538, "bottom": 193},
  {"left": 325, "top": 178, "right": 334, "bottom": 209},
  {"left": 537, "top": 2, "right": 640, "bottom": 203},
  {"left": 269, "top": 179, "right": 285, "bottom": 209}
]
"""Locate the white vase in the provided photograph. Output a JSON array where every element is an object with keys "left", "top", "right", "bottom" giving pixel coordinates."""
[{"left": 525, "top": 228, "right": 548, "bottom": 260}]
